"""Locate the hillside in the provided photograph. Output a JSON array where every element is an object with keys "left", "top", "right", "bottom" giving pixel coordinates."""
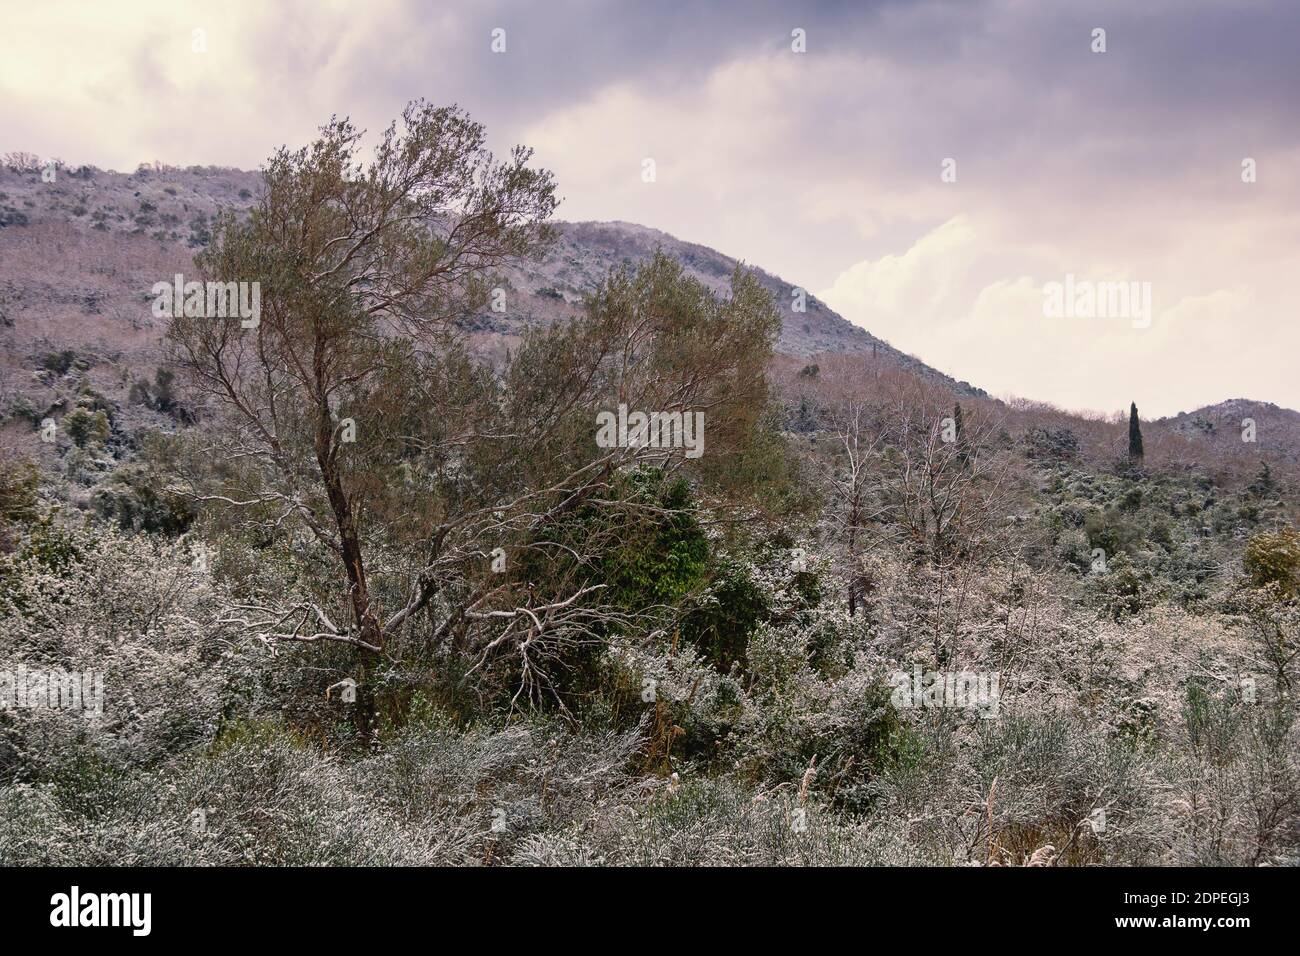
[
  {"left": 1157, "top": 400, "right": 1300, "bottom": 467},
  {"left": 0, "top": 162, "right": 979, "bottom": 450},
  {"left": 5, "top": 159, "right": 1294, "bottom": 489}
]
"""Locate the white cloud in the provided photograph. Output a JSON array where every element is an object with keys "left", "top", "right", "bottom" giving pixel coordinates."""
[
  {"left": 819, "top": 217, "right": 1297, "bottom": 417},
  {"left": 816, "top": 216, "right": 980, "bottom": 330}
]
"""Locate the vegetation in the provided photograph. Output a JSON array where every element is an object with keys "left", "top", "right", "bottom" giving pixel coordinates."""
[
  {"left": 1128, "top": 402, "right": 1144, "bottom": 460},
  {"left": 0, "top": 105, "right": 1296, "bottom": 867}
]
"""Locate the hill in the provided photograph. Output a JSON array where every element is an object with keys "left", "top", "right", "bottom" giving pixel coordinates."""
[
  {"left": 0, "top": 162, "right": 979, "bottom": 451},
  {"left": 1, "top": 158, "right": 1295, "bottom": 489}
]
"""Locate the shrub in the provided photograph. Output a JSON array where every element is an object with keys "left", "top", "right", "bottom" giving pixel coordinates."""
[
  {"left": 38, "top": 350, "right": 78, "bottom": 376},
  {"left": 0, "top": 522, "right": 236, "bottom": 781},
  {"left": 1244, "top": 527, "right": 1300, "bottom": 597},
  {"left": 680, "top": 561, "right": 769, "bottom": 671},
  {"left": 0, "top": 714, "right": 647, "bottom": 865},
  {"left": 90, "top": 464, "right": 194, "bottom": 535},
  {"left": 0, "top": 458, "right": 39, "bottom": 528}
]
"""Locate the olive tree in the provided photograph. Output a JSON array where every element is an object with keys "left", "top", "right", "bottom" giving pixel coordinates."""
[
  {"left": 170, "top": 101, "right": 558, "bottom": 655},
  {"left": 169, "top": 103, "right": 782, "bottom": 710}
]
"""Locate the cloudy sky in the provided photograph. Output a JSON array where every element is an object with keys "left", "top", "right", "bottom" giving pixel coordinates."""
[{"left": 3, "top": 0, "right": 1297, "bottom": 416}]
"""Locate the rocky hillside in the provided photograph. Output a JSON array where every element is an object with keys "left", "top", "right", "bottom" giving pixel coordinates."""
[
  {"left": 0, "top": 162, "right": 980, "bottom": 443},
  {"left": 1157, "top": 400, "right": 1300, "bottom": 471},
  {"left": 1, "top": 160, "right": 1293, "bottom": 475},
  {"left": 500, "top": 220, "right": 974, "bottom": 380}
]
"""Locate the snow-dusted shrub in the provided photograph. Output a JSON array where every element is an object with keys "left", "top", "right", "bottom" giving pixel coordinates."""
[
  {"left": 857, "top": 708, "right": 1170, "bottom": 866},
  {"left": 0, "top": 518, "right": 237, "bottom": 779},
  {"left": 736, "top": 619, "right": 902, "bottom": 801},
  {"left": 0, "top": 721, "right": 452, "bottom": 865},
  {"left": 514, "top": 777, "right": 924, "bottom": 866},
  {"left": 356, "top": 715, "right": 647, "bottom": 861},
  {"left": 601, "top": 634, "right": 745, "bottom": 768},
  {"left": 1163, "top": 687, "right": 1300, "bottom": 866},
  {"left": 0, "top": 713, "right": 649, "bottom": 865}
]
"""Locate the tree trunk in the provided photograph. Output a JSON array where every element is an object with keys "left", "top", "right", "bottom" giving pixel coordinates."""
[
  {"left": 315, "top": 411, "right": 381, "bottom": 649},
  {"left": 315, "top": 407, "right": 381, "bottom": 738}
]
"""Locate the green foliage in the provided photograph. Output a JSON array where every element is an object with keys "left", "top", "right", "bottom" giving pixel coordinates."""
[
  {"left": 0, "top": 456, "right": 39, "bottom": 527},
  {"left": 1026, "top": 426, "right": 1079, "bottom": 462},
  {"left": 1128, "top": 402, "right": 1144, "bottom": 459},
  {"left": 699, "top": 406, "right": 816, "bottom": 521},
  {"left": 601, "top": 474, "right": 709, "bottom": 609},
  {"left": 681, "top": 562, "right": 770, "bottom": 671},
  {"left": 1244, "top": 527, "right": 1300, "bottom": 597},
  {"left": 128, "top": 367, "right": 186, "bottom": 419},
  {"left": 1039, "top": 463, "right": 1237, "bottom": 611},
  {"left": 38, "top": 349, "right": 79, "bottom": 376},
  {"left": 62, "top": 407, "right": 110, "bottom": 448},
  {"left": 1247, "top": 462, "right": 1276, "bottom": 498},
  {"left": 1183, "top": 682, "right": 1244, "bottom": 766},
  {"left": 1084, "top": 552, "right": 1151, "bottom": 620},
  {"left": 1083, "top": 506, "right": 1141, "bottom": 558},
  {"left": 6, "top": 512, "right": 82, "bottom": 579},
  {"left": 91, "top": 462, "right": 194, "bottom": 536},
  {"left": 3, "top": 395, "right": 41, "bottom": 427}
]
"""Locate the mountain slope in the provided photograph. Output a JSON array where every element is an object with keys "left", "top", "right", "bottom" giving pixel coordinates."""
[
  {"left": 1158, "top": 399, "right": 1300, "bottom": 470},
  {"left": 0, "top": 163, "right": 981, "bottom": 417},
  {"left": 2, "top": 160, "right": 1294, "bottom": 473}
]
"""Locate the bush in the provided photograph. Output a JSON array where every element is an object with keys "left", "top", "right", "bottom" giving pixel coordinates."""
[
  {"left": 0, "top": 457, "right": 39, "bottom": 528},
  {"left": 0, "top": 522, "right": 236, "bottom": 781},
  {"left": 91, "top": 463, "right": 193, "bottom": 535},
  {"left": 62, "top": 407, "right": 110, "bottom": 448},
  {"left": 1244, "top": 527, "right": 1300, "bottom": 597},
  {"left": 38, "top": 350, "right": 78, "bottom": 376},
  {"left": 1175, "top": 685, "right": 1300, "bottom": 865},
  {"left": 680, "top": 561, "right": 769, "bottom": 671},
  {"left": 0, "top": 715, "right": 647, "bottom": 865}
]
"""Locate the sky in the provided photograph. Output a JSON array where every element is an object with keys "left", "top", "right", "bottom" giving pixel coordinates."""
[{"left": 2, "top": 0, "right": 1297, "bottom": 417}]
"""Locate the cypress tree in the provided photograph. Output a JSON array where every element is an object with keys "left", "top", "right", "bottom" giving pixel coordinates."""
[{"left": 1128, "top": 402, "right": 1144, "bottom": 459}]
